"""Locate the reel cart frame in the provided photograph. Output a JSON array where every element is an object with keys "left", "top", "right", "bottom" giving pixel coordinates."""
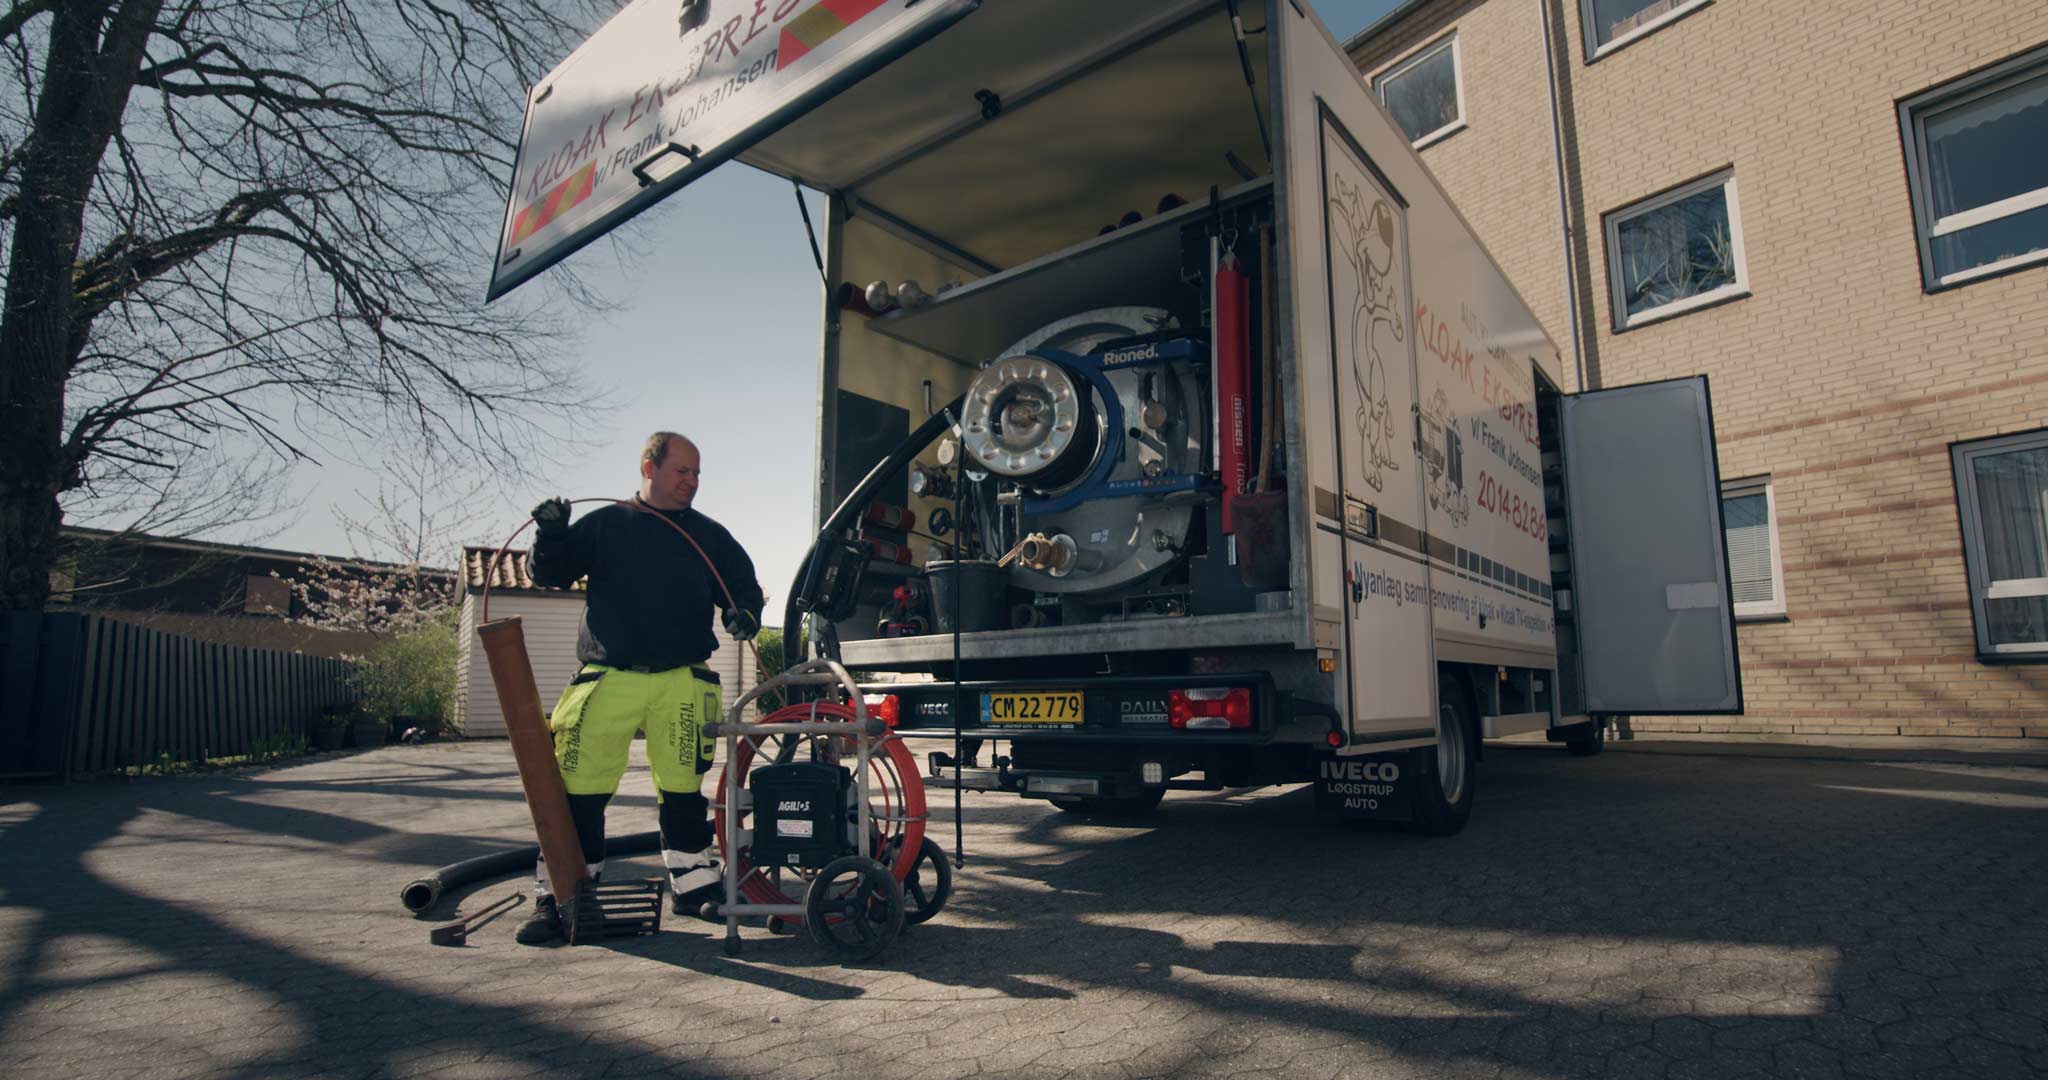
[{"left": 706, "top": 657, "right": 935, "bottom": 961}]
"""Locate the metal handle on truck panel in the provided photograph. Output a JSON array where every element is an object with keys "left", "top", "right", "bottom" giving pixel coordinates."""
[{"left": 631, "top": 142, "right": 701, "bottom": 187}]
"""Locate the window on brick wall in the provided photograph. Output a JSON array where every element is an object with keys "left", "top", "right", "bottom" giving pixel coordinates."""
[
  {"left": 1722, "top": 477, "right": 1785, "bottom": 620},
  {"left": 1580, "top": 0, "right": 1711, "bottom": 60},
  {"left": 1900, "top": 45, "right": 2048, "bottom": 291},
  {"left": 1603, "top": 169, "right": 1749, "bottom": 330},
  {"left": 1372, "top": 33, "right": 1464, "bottom": 148},
  {"left": 1953, "top": 430, "right": 2048, "bottom": 659}
]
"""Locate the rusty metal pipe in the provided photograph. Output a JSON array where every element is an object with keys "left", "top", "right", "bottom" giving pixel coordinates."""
[{"left": 477, "top": 617, "right": 587, "bottom": 908}]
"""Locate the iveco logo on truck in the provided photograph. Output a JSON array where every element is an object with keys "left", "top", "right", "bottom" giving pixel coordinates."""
[
  {"left": 1321, "top": 760, "right": 1400, "bottom": 782},
  {"left": 1319, "top": 757, "right": 1405, "bottom": 816}
]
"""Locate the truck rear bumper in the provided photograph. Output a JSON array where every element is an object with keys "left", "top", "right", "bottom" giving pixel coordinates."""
[
  {"left": 925, "top": 759, "right": 1221, "bottom": 800},
  {"left": 927, "top": 763, "right": 1114, "bottom": 798}
]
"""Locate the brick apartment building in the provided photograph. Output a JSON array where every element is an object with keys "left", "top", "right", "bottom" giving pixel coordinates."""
[{"left": 1348, "top": 0, "right": 2048, "bottom": 738}]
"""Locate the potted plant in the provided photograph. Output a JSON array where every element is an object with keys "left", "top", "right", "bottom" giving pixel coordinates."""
[
  {"left": 349, "top": 710, "right": 388, "bottom": 748},
  {"left": 312, "top": 707, "right": 349, "bottom": 752}
]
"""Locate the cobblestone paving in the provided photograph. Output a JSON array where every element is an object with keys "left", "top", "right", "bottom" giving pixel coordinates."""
[{"left": 2, "top": 741, "right": 2044, "bottom": 1079}]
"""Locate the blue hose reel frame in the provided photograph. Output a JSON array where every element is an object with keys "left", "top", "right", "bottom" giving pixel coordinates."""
[{"left": 1018, "top": 336, "right": 1210, "bottom": 516}]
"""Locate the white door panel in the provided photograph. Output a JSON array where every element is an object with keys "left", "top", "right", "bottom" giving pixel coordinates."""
[{"left": 1559, "top": 377, "right": 1742, "bottom": 714}]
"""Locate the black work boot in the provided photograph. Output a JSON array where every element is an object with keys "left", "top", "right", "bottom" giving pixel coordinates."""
[
  {"left": 515, "top": 894, "right": 563, "bottom": 945},
  {"left": 669, "top": 860, "right": 723, "bottom": 921}
]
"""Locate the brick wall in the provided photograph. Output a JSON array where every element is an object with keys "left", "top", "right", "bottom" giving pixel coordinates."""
[{"left": 1354, "top": 0, "right": 2048, "bottom": 737}]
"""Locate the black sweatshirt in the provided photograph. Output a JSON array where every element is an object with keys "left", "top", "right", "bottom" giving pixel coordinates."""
[{"left": 529, "top": 500, "right": 765, "bottom": 672}]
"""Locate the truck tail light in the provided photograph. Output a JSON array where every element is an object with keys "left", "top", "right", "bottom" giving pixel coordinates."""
[
  {"left": 1168, "top": 687, "right": 1251, "bottom": 730},
  {"left": 863, "top": 693, "right": 901, "bottom": 728}
]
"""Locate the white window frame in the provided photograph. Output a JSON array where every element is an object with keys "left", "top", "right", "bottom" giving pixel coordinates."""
[
  {"left": 1580, "top": 0, "right": 1712, "bottom": 62},
  {"left": 1603, "top": 169, "right": 1749, "bottom": 331},
  {"left": 1721, "top": 476, "right": 1786, "bottom": 621},
  {"left": 1952, "top": 429, "right": 2048, "bottom": 659},
  {"left": 1371, "top": 32, "right": 1466, "bottom": 150},
  {"left": 1898, "top": 45, "right": 2048, "bottom": 291}
]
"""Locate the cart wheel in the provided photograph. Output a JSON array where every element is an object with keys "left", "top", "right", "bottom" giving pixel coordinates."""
[
  {"left": 901, "top": 837, "right": 953, "bottom": 925},
  {"left": 804, "top": 856, "right": 904, "bottom": 962},
  {"left": 722, "top": 932, "right": 743, "bottom": 957}
]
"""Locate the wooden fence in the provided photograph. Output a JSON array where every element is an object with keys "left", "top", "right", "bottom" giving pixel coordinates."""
[{"left": 1, "top": 613, "right": 356, "bottom": 779}]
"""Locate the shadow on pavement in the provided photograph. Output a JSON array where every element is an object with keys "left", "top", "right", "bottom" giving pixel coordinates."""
[{"left": 0, "top": 743, "right": 2042, "bottom": 1078}]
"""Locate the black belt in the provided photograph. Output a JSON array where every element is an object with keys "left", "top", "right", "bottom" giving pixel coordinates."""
[{"left": 606, "top": 663, "right": 719, "bottom": 684}]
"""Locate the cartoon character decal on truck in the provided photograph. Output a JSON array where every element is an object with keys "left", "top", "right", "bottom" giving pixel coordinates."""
[{"left": 1328, "top": 174, "right": 1404, "bottom": 494}]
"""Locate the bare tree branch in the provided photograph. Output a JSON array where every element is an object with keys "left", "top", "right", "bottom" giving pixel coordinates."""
[{"left": 2, "top": 0, "right": 612, "bottom": 613}]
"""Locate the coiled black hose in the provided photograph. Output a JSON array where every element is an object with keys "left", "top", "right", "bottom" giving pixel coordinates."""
[{"left": 400, "top": 830, "right": 662, "bottom": 914}]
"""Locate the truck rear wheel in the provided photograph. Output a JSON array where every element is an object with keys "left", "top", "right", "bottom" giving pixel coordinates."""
[
  {"left": 1406, "top": 675, "right": 1477, "bottom": 836},
  {"left": 1048, "top": 789, "right": 1166, "bottom": 816}
]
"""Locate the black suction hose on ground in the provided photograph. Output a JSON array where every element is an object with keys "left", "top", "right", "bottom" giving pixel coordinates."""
[
  {"left": 399, "top": 830, "right": 663, "bottom": 914},
  {"left": 783, "top": 395, "right": 968, "bottom": 671}
]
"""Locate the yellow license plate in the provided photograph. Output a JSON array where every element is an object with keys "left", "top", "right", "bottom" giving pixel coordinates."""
[{"left": 981, "top": 690, "right": 1085, "bottom": 725}]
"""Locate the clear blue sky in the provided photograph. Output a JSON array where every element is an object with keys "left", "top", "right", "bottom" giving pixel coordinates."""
[{"left": 261, "top": 0, "right": 1403, "bottom": 614}]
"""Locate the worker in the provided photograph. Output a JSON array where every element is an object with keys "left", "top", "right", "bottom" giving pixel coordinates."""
[{"left": 515, "top": 431, "right": 765, "bottom": 945}]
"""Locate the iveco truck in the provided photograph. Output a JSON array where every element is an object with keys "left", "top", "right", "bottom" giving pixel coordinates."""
[{"left": 489, "top": 0, "right": 1744, "bottom": 834}]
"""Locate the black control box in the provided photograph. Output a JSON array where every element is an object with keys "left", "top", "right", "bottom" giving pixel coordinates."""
[{"left": 748, "top": 762, "right": 852, "bottom": 870}]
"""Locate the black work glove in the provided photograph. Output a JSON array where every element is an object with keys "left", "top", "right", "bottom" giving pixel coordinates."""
[
  {"left": 722, "top": 608, "right": 760, "bottom": 642},
  {"left": 531, "top": 497, "right": 571, "bottom": 536}
]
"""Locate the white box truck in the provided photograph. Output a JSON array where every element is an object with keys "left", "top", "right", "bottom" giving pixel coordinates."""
[{"left": 490, "top": 0, "right": 1743, "bottom": 834}]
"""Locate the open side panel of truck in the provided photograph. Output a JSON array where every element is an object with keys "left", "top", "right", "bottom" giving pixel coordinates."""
[{"left": 1553, "top": 376, "right": 1743, "bottom": 715}]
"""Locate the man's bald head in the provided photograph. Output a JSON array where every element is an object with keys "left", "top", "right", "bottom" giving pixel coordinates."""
[{"left": 639, "top": 431, "right": 701, "bottom": 511}]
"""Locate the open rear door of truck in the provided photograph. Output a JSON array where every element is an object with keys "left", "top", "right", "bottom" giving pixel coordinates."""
[
  {"left": 1556, "top": 376, "right": 1742, "bottom": 715},
  {"left": 487, "top": 0, "right": 980, "bottom": 300}
]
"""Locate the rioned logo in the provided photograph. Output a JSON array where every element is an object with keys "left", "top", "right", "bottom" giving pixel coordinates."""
[{"left": 1102, "top": 343, "right": 1161, "bottom": 366}]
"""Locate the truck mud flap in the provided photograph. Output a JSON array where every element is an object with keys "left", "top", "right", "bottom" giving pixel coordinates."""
[{"left": 1312, "top": 754, "right": 1414, "bottom": 822}]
